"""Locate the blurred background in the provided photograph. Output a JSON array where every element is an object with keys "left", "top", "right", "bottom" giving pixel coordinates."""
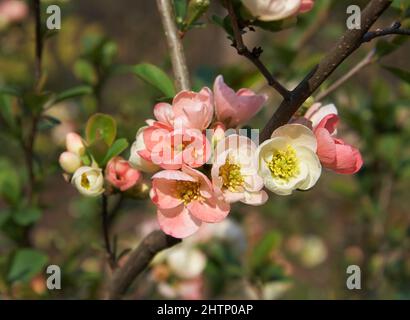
[{"left": 0, "top": 0, "right": 409, "bottom": 299}]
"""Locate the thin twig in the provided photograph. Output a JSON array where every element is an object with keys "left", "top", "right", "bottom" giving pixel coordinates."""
[
  {"left": 225, "top": 0, "right": 290, "bottom": 99},
  {"left": 362, "top": 21, "right": 410, "bottom": 43},
  {"left": 102, "top": 194, "right": 117, "bottom": 270},
  {"left": 33, "top": 0, "right": 42, "bottom": 83},
  {"left": 260, "top": 0, "right": 396, "bottom": 141},
  {"left": 156, "top": 0, "right": 191, "bottom": 91},
  {"left": 315, "top": 49, "right": 376, "bottom": 101},
  {"left": 108, "top": 230, "right": 181, "bottom": 299}
]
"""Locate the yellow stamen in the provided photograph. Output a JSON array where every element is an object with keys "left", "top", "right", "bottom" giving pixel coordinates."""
[
  {"left": 81, "top": 173, "right": 90, "bottom": 189},
  {"left": 219, "top": 158, "right": 244, "bottom": 192},
  {"left": 267, "top": 145, "right": 299, "bottom": 182},
  {"left": 176, "top": 180, "right": 201, "bottom": 205}
]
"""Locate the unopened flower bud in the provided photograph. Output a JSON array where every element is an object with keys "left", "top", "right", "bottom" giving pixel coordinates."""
[
  {"left": 66, "top": 132, "right": 85, "bottom": 156},
  {"left": 59, "top": 151, "right": 82, "bottom": 174}
]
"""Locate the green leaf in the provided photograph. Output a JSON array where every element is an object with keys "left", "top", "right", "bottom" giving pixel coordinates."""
[
  {"left": 250, "top": 231, "right": 282, "bottom": 269},
  {"left": 0, "top": 94, "right": 16, "bottom": 130},
  {"left": 54, "top": 85, "right": 93, "bottom": 104},
  {"left": 382, "top": 65, "right": 410, "bottom": 84},
  {"left": 13, "top": 207, "right": 42, "bottom": 226},
  {"left": 23, "top": 92, "right": 52, "bottom": 114},
  {"left": 38, "top": 115, "right": 61, "bottom": 131},
  {"left": 0, "top": 209, "right": 11, "bottom": 227},
  {"left": 102, "top": 138, "right": 129, "bottom": 165},
  {"left": 8, "top": 249, "right": 48, "bottom": 283},
  {"left": 0, "top": 159, "right": 21, "bottom": 205},
  {"left": 0, "top": 85, "right": 20, "bottom": 96},
  {"left": 86, "top": 113, "right": 117, "bottom": 146},
  {"left": 121, "top": 63, "right": 175, "bottom": 97},
  {"left": 87, "top": 138, "right": 109, "bottom": 165},
  {"left": 74, "top": 59, "right": 98, "bottom": 85}
]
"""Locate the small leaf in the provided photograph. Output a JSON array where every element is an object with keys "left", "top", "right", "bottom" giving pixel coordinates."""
[
  {"left": 38, "top": 115, "right": 61, "bottom": 131},
  {"left": 250, "top": 231, "right": 282, "bottom": 269},
  {"left": 119, "top": 63, "right": 176, "bottom": 97},
  {"left": 0, "top": 159, "right": 21, "bottom": 205},
  {"left": 87, "top": 138, "right": 109, "bottom": 165},
  {"left": 74, "top": 59, "right": 98, "bottom": 85},
  {"left": 0, "top": 94, "right": 16, "bottom": 130},
  {"left": 0, "top": 209, "right": 11, "bottom": 227},
  {"left": 86, "top": 113, "right": 117, "bottom": 146},
  {"left": 13, "top": 207, "right": 42, "bottom": 226},
  {"left": 0, "top": 85, "right": 20, "bottom": 96},
  {"left": 8, "top": 249, "right": 48, "bottom": 283},
  {"left": 382, "top": 65, "right": 410, "bottom": 84},
  {"left": 54, "top": 85, "right": 93, "bottom": 104},
  {"left": 102, "top": 138, "right": 129, "bottom": 165}
]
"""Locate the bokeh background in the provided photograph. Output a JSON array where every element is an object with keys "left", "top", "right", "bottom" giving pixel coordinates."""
[{"left": 0, "top": 0, "right": 409, "bottom": 299}]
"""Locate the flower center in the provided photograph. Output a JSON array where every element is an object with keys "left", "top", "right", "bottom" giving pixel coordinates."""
[
  {"left": 267, "top": 145, "right": 299, "bottom": 182},
  {"left": 81, "top": 173, "right": 90, "bottom": 189},
  {"left": 176, "top": 180, "right": 201, "bottom": 205},
  {"left": 219, "top": 159, "right": 244, "bottom": 192}
]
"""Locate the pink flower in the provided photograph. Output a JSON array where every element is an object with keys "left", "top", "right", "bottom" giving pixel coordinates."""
[
  {"left": 150, "top": 165, "right": 230, "bottom": 238},
  {"left": 213, "top": 75, "right": 267, "bottom": 128},
  {"left": 153, "top": 87, "right": 213, "bottom": 131},
  {"left": 0, "top": 0, "right": 28, "bottom": 24},
  {"left": 139, "top": 122, "right": 211, "bottom": 170},
  {"left": 105, "top": 156, "right": 141, "bottom": 191},
  {"left": 299, "top": 0, "right": 315, "bottom": 13},
  {"left": 314, "top": 114, "right": 363, "bottom": 174}
]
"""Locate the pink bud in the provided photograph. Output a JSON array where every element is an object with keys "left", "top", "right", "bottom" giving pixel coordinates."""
[
  {"left": 59, "top": 151, "right": 82, "bottom": 174},
  {"left": 299, "top": 0, "right": 315, "bottom": 13},
  {"left": 66, "top": 132, "right": 85, "bottom": 156},
  {"left": 213, "top": 75, "right": 267, "bottom": 128},
  {"left": 105, "top": 157, "right": 142, "bottom": 191},
  {"left": 0, "top": 0, "right": 28, "bottom": 23}
]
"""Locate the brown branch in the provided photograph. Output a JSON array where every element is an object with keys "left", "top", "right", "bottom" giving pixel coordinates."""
[
  {"left": 156, "top": 0, "right": 191, "bottom": 91},
  {"left": 260, "top": 0, "right": 394, "bottom": 141},
  {"left": 108, "top": 230, "right": 181, "bottom": 299},
  {"left": 225, "top": 0, "right": 290, "bottom": 99},
  {"left": 362, "top": 21, "right": 410, "bottom": 42},
  {"left": 315, "top": 49, "right": 376, "bottom": 101},
  {"left": 33, "top": 0, "right": 42, "bottom": 83},
  {"left": 102, "top": 194, "right": 117, "bottom": 271}
]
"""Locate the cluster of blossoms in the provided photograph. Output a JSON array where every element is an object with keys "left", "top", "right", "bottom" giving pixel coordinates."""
[
  {"left": 125, "top": 75, "right": 362, "bottom": 238},
  {"left": 59, "top": 76, "right": 362, "bottom": 239},
  {"left": 59, "top": 133, "right": 142, "bottom": 196}
]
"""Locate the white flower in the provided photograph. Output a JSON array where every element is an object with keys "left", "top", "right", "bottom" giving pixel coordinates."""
[
  {"left": 59, "top": 151, "right": 81, "bottom": 174},
  {"left": 242, "top": 0, "right": 302, "bottom": 21},
  {"left": 257, "top": 124, "right": 321, "bottom": 195},
  {"left": 129, "top": 126, "right": 159, "bottom": 173},
  {"left": 72, "top": 166, "right": 104, "bottom": 196},
  {"left": 166, "top": 246, "right": 206, "bottom": 279},
  {"left": 212, "top": 134, "right": 268, "bottom": 205}
]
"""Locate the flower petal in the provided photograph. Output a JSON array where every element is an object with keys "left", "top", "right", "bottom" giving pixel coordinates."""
[{"left": 157, "top": 206, "right": 201, "bottom": 238}]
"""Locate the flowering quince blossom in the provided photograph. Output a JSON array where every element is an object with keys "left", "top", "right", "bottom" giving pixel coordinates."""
[
  {"left": 212, "top": 134, "right": 268, "bottom": 205},
  {"left": 150, "top": 165, "right": 230, "bottom": 238},
  {"left": 72, "top": 166, "right": 105, "bottom": 197},
  {"left": 129, "top": 127, "right": 160, "bottom": 173},
  {"left": 305, "top": 103, "right": 363, "bottom": 174},
  {"left": 213, "top": 75, "right": 267, "bottom": 128},
  {"left": 105, "top": 156, "right": 141, "bottom": 191},
  {"left": 0, "top": 0, "right": 28, "bottom": 26},
  {"left": 257, "top": 124, "right": 321, "bottom": 195},
  {"left": 59, "top": 132, "right": 86, "bottom": 174},
  {"left": 153, "top": 87, "right": 213, "bottom": 130},
  {"left": 242, "top": 0, "right": 314, "bottom": 22},
  {"left": 140, "top": 122, "right": 211, "bottom": 170}
]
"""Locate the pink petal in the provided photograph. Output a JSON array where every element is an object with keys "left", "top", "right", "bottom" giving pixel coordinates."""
[
  {"left": 213, "top": 75, "right": 267, "bottom": 128},
  {"left": 316, "top": 114, "right": 339, "bottom": 134},
  {"left": 151, "top": 179, "right": 182, "bottom": 209},
  {"left": 157, "top": 206, "right": 202, "bottom": 238},
  {"left": 315, "top": 128, "right": 336, "bottom": 165},
  {"left": 299, "top": 0, "right": 315, "bottom": 13},
  {"left": 332, "top": 141, "right": 363, "bottom": 174},
  {"left": 187, "top": 196, "right": 230, "bottom": 223},
  {"left": 154, "top": 102, "right": 174, "bottom": 125}
]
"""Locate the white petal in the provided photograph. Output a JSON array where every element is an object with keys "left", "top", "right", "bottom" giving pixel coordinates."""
[{"left": 271, "top": 124, "right": 317, "bottom": 152}]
